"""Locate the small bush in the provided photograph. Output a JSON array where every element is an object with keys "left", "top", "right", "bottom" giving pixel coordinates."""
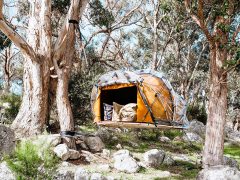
[
  {"left": 187, "top": 105, "right": 207, "bottom": 124},
  {"left": 0, "top": 93, "right": 21, "bottom": 123},
  {"left": 163, "top": 130, "right": 183, "bottom": 140},
  {"left": 5, "top": 141, "right": 58, "bottom": 179}
]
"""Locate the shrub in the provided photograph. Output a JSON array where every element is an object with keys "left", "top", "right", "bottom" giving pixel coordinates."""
[
  {"left": 0, "top": 93, "right": 21, "bottom": 123},
  {"left": 5, "top": 141, "right": 58, "bottom": 179},
  {"left": 163, "top": 130, "right": 183, "bottom": 140},
  {"left": 187, "top": 105, "right": 207, "bottom": 124}
]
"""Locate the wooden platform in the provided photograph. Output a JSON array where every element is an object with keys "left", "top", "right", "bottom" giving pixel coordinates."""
[{"left": 96, "top": 121, "right": 185, "bottom": 129}]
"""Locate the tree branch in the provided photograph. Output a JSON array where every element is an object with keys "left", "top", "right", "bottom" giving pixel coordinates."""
[
  {"left": 0, "top": 1, "right": 37, "bottom": 61},
  {"left": 184, "top": 0, "right": 213, "bottom": 43},
  {"left": 112, "top": 1, "right": 142, "bottom": 29},
  {"left": 53, "top": 0, "right": 89, "bottom": 63}
]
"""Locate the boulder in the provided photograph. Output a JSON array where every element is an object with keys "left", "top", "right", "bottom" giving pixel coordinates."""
[
  {"left": 183, "top": 132, "right": 203, "bottom": 143},
  {"left": 69, "top": 149, "right": 81, "bottom": 160},
  {"left": 0, "top": 125, "right": 15, "bottom": 160},
  {"left": 98, "top": 164, "right": 111, "bottom": 172},
  {"left": 143, "top": 149, "right": 165, "bottom": 168},
  {"left": 223, "top": 156, "right": 239, "bottom": 169},
  {"left": 173, "top": 136, "right": 183, "bottom": 142},
  {"left": 90, "top": 173, "right": 107, "bottom": 180},
  {"left": 85, "top": 136, "right": 105, "bottom": 152},
  {"left": 113, "top": 149, "right": 139, "bottom": 173},
  {"left": 227, "top": 131, "right": 240, "bottom": 143},
  {"left": 53, "top": 161, "right": 77, "bottom": 180},
  {"left": 101, "top": 149, "right": 111, "bottom": 158},
  {"left": 116, "top": 144, "right": 123, "bottom": 149},
  {"left": 158, "top": 136, "right": 171, "bottom": 143},
  {"left": 74, "top": 167, "right": 90, "bottom": 180},
  {"left": 54, "top": 144, "right": 70, "bottom": 161},
  {"left": 105, "top": 176, "right": 115, "bottom": 180},
  {"left": 95, "top": 128, "right": 112, "bottom": 142},
  {"left": 162, "top": 154, "right": 175, "bottom": 166},
  {"left": 54, "top": 169, "right": 75, "bottom": 180},
  {"left": 187, "top": 120, "right": 206, "bottom": 138},
  {"left": 155, "top": 171, "right": 171, "bottom": 178},
  {"left": 0, "top": 161, "right": 15, "bottom": 180},
  {"left": 76, "top": 140, "right": 89, "bottom": 151},
  {"left": 197, "top": 166, "right": 240, "bottom": 180}
]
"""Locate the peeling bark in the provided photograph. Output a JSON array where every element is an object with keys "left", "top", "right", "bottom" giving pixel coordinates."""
[{"left": 0, "top": 0, "right": 88, "bottom": 143}]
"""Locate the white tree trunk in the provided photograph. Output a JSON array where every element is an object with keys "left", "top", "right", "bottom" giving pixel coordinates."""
[
  {"left": 1, "top": 0, "right": 89, "bottom": 141},
  {"left": 53, "top": 0, "right": 89, "bottom": 148},
  {"left": 12, "top": 58, "right": 49, "bottom": 137},
  {"left": 151, "top": 28, "right": 158, "bottom": 70},
  {"left": 11, "top": 0, "right": 51, "bottom": 137}
]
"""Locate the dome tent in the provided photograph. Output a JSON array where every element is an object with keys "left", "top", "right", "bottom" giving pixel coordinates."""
[{"left": 91, "top": 69, "right": 188, "bottom": 129}]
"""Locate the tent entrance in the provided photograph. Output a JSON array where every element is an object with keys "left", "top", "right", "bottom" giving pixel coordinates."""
[{"left": 100, "top": 85, "right": 137, "bottom": 120}]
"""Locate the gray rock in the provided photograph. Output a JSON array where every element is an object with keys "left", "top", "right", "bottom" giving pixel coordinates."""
[
  {"left": 155, "top": 171, "right": 171, "bottom": 178},
  {"left": 183, "top": 132, "right": 203, "bottom": 143},
  {"left": 188, "top": 120, "right": 206, "bottom": 138},
  {"left": 0, "top": 125, "right": 15, "bottom": 160},
  {"left": 158, "top": 136, "right": 171, "bottom": 143},
  {"left": 143, "top": 149, "right": 165, "bottom": 168},
  {"left": 76, "top": 140, "right": 89, "bottom": 150},
  {"left": 0, "top": 162, "right": 15, "bottom": 180},
  {"left": 74, "top": 167, "right": 90, "bottom": 180},
  {"left": 105, "top": 176, "right": 115, "bottom": 180},
  {"left": 173, "top": 136, "right": 183, "bottom": 142},
  {"left": 53, "top": 162, "right": 77, "bottom": 180},
  {"left": 98, "top": 164, "right": 111, "bottom": 172},
  {"left": 172, "top": 153, "right": 193, "bottom": 163},
  {"left": 197, "top": 165, "right": 240, "bottom": 180},
  {"left": 90, "top": 173, "right": 107, "bottom": 180},
  {"left": 54, "top": 144, "right": 70, "bottom": 161},
  {"left": 85, "top": 136, "right": 105, "bottom": 152},
  {"left": 227, "top": 131, "right": 240, "bottom": 143},
  {"left": 95, "top": 128, "right": 112, "bottom": 142},
  {"left": 162, "top": 154, "right": 175, "bottom": 166},
  {"left": 101, "top": 149, "right": 111, "bottom": 158},
  {"left": 116, "top": 144, "right": 122, "bottom": 149},
  {"left": 69, "top": 149, "right": 81, "bottom": 160},
  {"left": 113, "top": 149, "right": 130, "bottom": 158},
  {"left": 112, "top": 136, "right": 118, "bottom": 141},
  {"left": 113, "top": 149, "right": 139, "bottom": 173},
  {"left": 223, "top": 156, "right": 239, "bottom": 169},
  {"left": 54, "top": 169, "right": 75, "bottom": 180}
]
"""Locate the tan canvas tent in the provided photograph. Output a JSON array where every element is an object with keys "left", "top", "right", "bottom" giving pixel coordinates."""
[{"left": 91, "top": 69, "right": 188, "bottom": 129}]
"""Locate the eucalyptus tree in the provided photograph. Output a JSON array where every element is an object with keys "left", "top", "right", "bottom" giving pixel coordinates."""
[
  {"left": 137, "top": 0, "right": 175, "bottom": 70},
  {"left": 81, "top": 0, "right": 142, "bottom": 71},
  {"left": 0, "top": 46, "right": 23, "bottom": 93},
  {"left": 0, "top": 0, "right": 89, "bottom": 148},
  {"left": 184, "top": 0, "right": 240, "bottom": 168}
]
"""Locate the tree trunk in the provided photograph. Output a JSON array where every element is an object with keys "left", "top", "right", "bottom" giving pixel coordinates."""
[
  {"left": 3, "top": 48, "right": 10, "bottom": 93},
  {"left": 56, "top": 72, "right": 75, "bottom": 148},
  {"left": 53, "top": 0, "right": 89, "bottom": 148},
  {"left": 1, "top": 0, "right": 89, "bottom": 141},
  {"left": 151, "top": 29, "right": 158, "bottom": 70},
  {"left": 11, "top": 0, "right": 51, "bottom": 138},
  {"left": 12, "top": 57, "right": 49, "bottom": 137},
  {"left": 202, "top": 44, "right": 228, "bottom": 168}
]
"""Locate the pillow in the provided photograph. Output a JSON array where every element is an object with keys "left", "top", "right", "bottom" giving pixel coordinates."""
[
  {"left": 119, "top": 103, "right": 137, "bottom": 122},
  {"left": 103, "top": 103, "right": 113, "bottom": 121},
  {"left": 112, "top": 102, "right": 124, "bottom": 122}
]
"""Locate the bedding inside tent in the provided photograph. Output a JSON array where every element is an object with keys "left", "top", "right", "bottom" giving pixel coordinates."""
[{"left": 100, "top": 86, "right": 137, "bottom": 120}]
